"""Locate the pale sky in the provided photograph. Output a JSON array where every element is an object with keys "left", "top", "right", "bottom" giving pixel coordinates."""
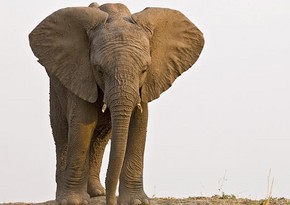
[{"left": 0, "top": 0, "right": 289, "bottom": 203}]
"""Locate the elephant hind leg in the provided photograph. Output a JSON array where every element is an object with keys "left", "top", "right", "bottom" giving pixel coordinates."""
[
  {"left": 88, "top": 126, "right": 111, "bottom": 197},
  {"left": 49, "top": 85, "right": 69, "bottom": 199}
]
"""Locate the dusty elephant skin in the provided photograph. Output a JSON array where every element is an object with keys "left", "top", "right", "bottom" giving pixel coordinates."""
[{"left": 29, "top": 2, "right": 204, "bottom": 205}]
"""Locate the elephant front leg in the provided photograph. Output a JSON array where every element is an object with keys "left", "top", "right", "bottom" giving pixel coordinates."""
[
  {"left": 57, "top": 105, "right": 97, "bottom": 205},
  {"left": 88, "top": 127, "right": 111, "bottom": 197},
  {"left": 118, "top": 102, "right": 150, "bottom": 205},
  {"left": 49, "top": 84, "right": 68, "bottom": 199}
]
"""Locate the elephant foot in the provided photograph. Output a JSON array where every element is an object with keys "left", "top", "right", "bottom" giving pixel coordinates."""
[
  {"left": 87, "top": 179, "right": 106, "bottom": 197},
  {"left": 57, "top": 191, "right": 90, "bottom": 205},
  {"left": 118, "top": 190, "right": 150, "bottom": 205}
]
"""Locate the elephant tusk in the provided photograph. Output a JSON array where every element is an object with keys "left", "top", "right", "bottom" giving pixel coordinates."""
[
  {"left": 137, "top": 103, "right": 143, "bottom": 113},
  {"left": 102, "top": 104, "right": 107, "bottom": 113}
]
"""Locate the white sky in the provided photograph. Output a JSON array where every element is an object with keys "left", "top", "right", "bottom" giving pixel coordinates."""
[{"left": 0, "top": 0, "right": 289, "bottom": 203}]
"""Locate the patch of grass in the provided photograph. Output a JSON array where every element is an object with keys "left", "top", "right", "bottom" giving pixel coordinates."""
[{"left": 260, "top": 169, "right": 274, "bottom": 205}]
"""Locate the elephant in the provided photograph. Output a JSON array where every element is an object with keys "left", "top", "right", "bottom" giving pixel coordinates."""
[{"left": 29, "top": 2, "right": 204, "bottom": 205}]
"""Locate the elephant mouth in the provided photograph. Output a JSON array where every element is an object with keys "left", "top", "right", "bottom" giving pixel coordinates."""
[
  {"left": 101, "top": 101, "right": 143, "bottom": 113},
  {"left": 101, "top": 84, "right": 143, "bottom": 114}
]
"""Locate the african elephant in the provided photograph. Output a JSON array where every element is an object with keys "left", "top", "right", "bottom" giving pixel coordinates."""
[{"left": 29, "top": 2, "right": 204, "bottom": 205}]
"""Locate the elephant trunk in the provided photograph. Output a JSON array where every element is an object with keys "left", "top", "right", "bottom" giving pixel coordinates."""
[{"left": 105, "top": 83, "right": 139, "bottom": 204}]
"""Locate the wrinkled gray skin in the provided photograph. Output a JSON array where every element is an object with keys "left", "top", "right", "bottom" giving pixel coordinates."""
[{"left": 29, "top": 2, "right": 204, "bottom": 205}]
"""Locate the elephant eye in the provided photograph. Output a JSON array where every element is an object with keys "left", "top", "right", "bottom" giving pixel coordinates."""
[
  {"left": 94, "top": 65, "right": 104, "bottom": 76},
  {"left": 96, "top": 66, "right": 104, "bottom": 76},
  {"left": 141, "top": 66, "right": 148, "bottom": 74}
]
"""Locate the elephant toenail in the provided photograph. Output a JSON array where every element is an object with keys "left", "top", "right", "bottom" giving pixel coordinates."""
[
  {"left": 60, "top": 199, "right": 68, "bottom": 205},
  {"left": 132, "top": 199, "right": 142, "bottom": 205},
  {"left": 144, "top": 199, "right": 150, "bottom": 205},
  {"left": 97, "top": 189, "right": 103, "bottom": 195},
  {"left": 71, "top": 199, "right": 80, "bottom": 205}
]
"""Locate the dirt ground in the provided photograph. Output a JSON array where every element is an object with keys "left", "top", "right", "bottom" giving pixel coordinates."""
[{"left": 1, "top": 196, "right": 290, "bottom": 205}]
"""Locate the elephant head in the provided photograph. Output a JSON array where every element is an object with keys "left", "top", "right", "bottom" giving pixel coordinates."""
[{"left": 29, "top": 2, "right": 204, "bottom": 203}]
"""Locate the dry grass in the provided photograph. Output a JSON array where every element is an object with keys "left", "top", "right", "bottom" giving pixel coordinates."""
[{"left": 1, "top": 196, "right": 289, "bottom": 205}]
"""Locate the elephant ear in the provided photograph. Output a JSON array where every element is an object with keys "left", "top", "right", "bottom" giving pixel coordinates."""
[
  {"left": 132, "top": 8, "right": 204, "bottom": 102},
  {"left": 29, "top": 7, "right": 108, "bottom": 103}
]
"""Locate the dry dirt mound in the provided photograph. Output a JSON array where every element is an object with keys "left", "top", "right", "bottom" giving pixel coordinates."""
[{"left": 1, "top": 196, "right": 289, "bottom": 205}]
